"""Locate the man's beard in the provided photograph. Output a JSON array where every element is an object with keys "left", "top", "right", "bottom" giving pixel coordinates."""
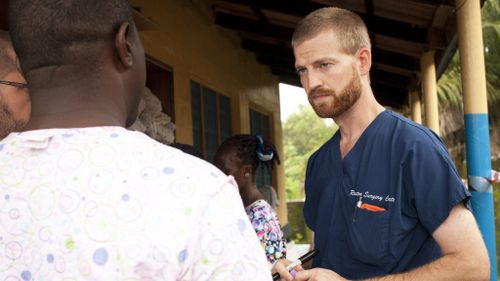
[
  {"left": 308, "top": 67, "right": 362, "bottom": 119},
  {"left": 0, "top": 100, "right": 24, "bottom": 140}
]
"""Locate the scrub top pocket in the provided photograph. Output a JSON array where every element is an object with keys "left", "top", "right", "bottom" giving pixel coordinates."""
[{"left": 348, "top": 207, "right": 391, "bottom": 266}]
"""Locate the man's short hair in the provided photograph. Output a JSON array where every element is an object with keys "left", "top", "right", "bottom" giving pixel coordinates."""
[
  {"left": 8, "top": 0, "right": 135, "bottom": 72},
  {"left": 0, "top": 30, "right": 17, "bottom": 78},
  {"left": 292, "top": 7, "right": 371, "bottom": 55}
]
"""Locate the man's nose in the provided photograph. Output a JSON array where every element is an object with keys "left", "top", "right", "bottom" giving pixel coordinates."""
[{"left": 303, "top": 71, "right": 323, "bottom": 91}]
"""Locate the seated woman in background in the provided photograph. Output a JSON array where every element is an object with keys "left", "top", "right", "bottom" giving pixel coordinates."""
[{"left": 215, "top": 134, "right": 286, "bottom": 265}]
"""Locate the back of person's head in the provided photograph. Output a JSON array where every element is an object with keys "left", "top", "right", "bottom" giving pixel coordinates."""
[
  {"left": 216, "top": 134, "right": 280, "bottom": 175},
  {"left": 8, "top": 0, "right": 134, "bottom": 73},
  {"left": 8, "top": 0, "right": 145, "bottom": 128},
  {"left": 292, "top": 7, "right": 371, "bottom": 55}
]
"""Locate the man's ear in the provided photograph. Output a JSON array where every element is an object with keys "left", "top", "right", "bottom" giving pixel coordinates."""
[
  {"left": 357, "top": 48, "right": 372, "bottom": 76},
  {"left": 115, "top": 22, "right": 133, "bottom": 69}
]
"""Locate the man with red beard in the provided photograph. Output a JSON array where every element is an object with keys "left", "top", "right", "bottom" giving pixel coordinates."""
[
  {"left": 0, "top": 30, "right": 30, "bottom": 139},
  {"left": 272, "top": 7, "right": 489, "bottom": 281}
]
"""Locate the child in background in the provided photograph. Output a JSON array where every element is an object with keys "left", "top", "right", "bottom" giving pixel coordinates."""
[{"left": 215, "top": 135, "right": 286, "bottom": 265}]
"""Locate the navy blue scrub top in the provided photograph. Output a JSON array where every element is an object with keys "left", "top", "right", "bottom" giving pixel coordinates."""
[{"left": 303, "top": 110, "right": 470, "bottom": 279}]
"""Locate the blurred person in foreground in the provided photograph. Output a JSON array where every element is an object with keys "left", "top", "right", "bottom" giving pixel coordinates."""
[
  {"left": 1, "top": 0, "right": 271, "bottom": 280},
  {"left": 273, "top": 6, "right": 489, "bottom": 281},
  {"left": 0, "top": 30, "right": 30, "bottom": 139}
]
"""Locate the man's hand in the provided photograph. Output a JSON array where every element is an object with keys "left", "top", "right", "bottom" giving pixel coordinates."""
[
  {"left": 294, "top": 268, "right": 348, "bottom": 281},
  {"left": 272, "top": 259, "right": 304, "bottom": 281}
]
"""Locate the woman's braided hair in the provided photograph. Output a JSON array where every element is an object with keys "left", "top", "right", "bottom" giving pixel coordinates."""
[{"left": 217, "top": 134, "right": 280, "bottom": 173}]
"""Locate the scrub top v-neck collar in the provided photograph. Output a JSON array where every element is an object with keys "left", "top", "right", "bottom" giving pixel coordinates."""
[{"left": 335, "top": 109, "right": 388, "bottom": 172}]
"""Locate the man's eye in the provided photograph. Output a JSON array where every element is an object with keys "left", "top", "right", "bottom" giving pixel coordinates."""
[{"left": 319, "top": 63, "right": 331, "bottom": 69}]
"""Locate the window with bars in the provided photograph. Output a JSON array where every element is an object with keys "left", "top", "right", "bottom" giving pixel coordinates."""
[{"left": 191, "top": 81, "right": 232, "bottom": 162}]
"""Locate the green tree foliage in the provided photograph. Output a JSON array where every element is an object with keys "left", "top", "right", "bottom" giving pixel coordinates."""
[
  {"left": 437, "top": 0, "right": 500, "bottom": 107},
  {"left": 482, "top": 0, "right": 500, "bottom": 107},
  {"left": 283, "top": 105, "right": 337, "bottom": 199}
]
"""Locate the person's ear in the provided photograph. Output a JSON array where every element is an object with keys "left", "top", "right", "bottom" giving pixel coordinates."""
[
  {"left": 242, "top": 165, "right": 253, "bottom": 178},
  {"left": 115, "top": 22, "right": 133, "bottom": 69},
  {"left": 357, "top": 48, "right": 372, "bottom": 76}
]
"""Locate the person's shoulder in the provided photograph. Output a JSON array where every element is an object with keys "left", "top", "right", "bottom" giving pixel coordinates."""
[
  {"left": 246, "top": 199, "right": 276, "bottom": 218},
  {"left": 308, "top": 131, "right": 338, "bottom": 162},
  {"left": 384, "top": 110, "right": 451, "bottom": 159},
  {"left": 385, "top": 110, "right": 442, "bottom": 145},
  {"left": 99, "top": 127, "right": 230, "bottom": 190},
  {"left": 248, "top": 199, "right": 273, "bottom": 210}
]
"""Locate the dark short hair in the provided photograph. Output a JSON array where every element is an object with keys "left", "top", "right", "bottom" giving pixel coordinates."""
[
  {"left": 8, "top": 0, "right": 134, "bottom": 72},
  {"left": 215, "top": 134, "right": 280, "bottom": 174}
]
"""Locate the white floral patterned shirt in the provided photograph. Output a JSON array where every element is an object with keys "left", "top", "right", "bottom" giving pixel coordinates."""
[{"left": 0, "top": 127, "right": 271, "bottom": 281}]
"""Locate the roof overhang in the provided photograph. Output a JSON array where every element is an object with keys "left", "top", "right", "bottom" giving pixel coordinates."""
[{"left": 207, "top": 0, "right": 464, "bottom": 109}]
